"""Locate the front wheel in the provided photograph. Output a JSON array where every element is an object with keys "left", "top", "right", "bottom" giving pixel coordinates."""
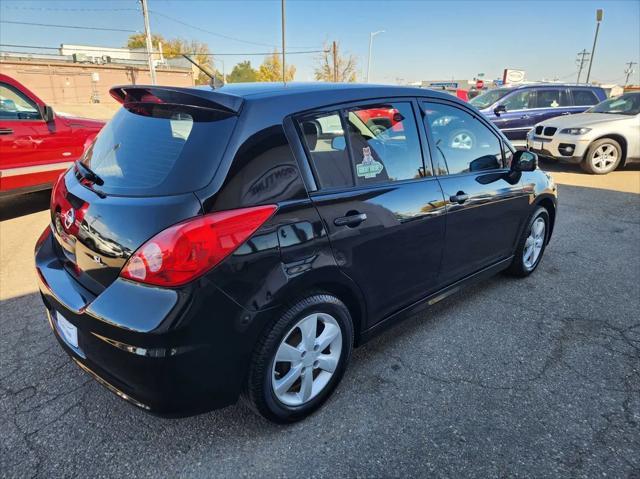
[
  {"left": 243, "top": 293, "right": 354, "bottom": 423},
  {"left": 506, "top": 206, "right": 550, "bottom": 277},
  {"left": 581, "top": 138, "right": 622, "bottom": 174}
]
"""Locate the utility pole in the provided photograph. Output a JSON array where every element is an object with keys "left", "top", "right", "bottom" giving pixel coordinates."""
[
  {"left": 366, "top": 30, "right": 384, "bottom": 83},
  {"left": 140, "top": 0, "right": 157, "bottom": 85},
  {"left": 624, "top": 61, "right": 637, "bottom": 86},
  {"left": 585, "top": 8, "right": 604, "bottom": 84},
  {"left": 332, "top": 41, "right": 338, "bottom": 82},
  {"left": 576, "top": 49, "right": 590, "bottom": 84},
  {"left": 281, "top": 0, "right": 286, "bottom": 82}
]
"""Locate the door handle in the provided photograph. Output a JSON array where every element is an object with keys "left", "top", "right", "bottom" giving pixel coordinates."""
[
  {"left": 449, "top": 192, "right": 469, "bottom": 204},
  {"left": 334, "top": 212, "right": 367, "bottom": 227},
  {"left": 520, "top": 115, "right": 531, "bottom": 119},
  {"left": 561, "top": 112, "right": 571, "bottom": 115},
  {"left": 0, "top": 128, "right": 13, "bottom": 135}
]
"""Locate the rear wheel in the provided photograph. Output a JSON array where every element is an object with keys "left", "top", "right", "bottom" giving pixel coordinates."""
[
  {"left": 581, "top": 138, "right": 622, "bottom": 174},
  {"left": 506, "top": 206, "right": 549, "bottom": 277},
  {"left": 243, "top": 293, "right": 353, "bottom": 423}
]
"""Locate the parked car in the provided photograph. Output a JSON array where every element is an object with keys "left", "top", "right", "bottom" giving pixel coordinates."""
[
  {"left": 469, "top": 84, "right": 607, "bottom": 147},
  {"left": 0, "top": 73, "right": 104, "bottom": 197},
  {"left": 353, "top": 106, "right": 404, "bottom": 134},
  {"left": 35, "top": 83, "right": 557, "bottom": 423},
  {"left": 526, "top": 91, "right": 640, "bottom": 174}
]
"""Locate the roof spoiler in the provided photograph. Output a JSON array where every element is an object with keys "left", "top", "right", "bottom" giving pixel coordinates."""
[{"left": 109, "top": 85, "right": 243, "bottom": 114}]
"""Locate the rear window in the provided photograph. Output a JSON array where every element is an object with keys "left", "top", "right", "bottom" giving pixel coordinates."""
[{"left": 82, "top": 103, "right": 237, "bottom": 196}]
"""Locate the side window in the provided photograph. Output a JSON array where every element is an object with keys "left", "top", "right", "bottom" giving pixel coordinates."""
[
  {"left": 501, "top": 90, "right": 531, "bottom": 111},
  {"left": 422, "top": 102, "right": 503, "bottom": 175},
  {"left": 534, "top": 89, "right": 570, "bottom": 108},
  {"left": 345, "top": 102, "right": 427, "bottom": 185},
  {"left": 0, "top": 84, "right": 41, "bottom": 120},
  {"left": 298, "top": 112, "right": 352, "bottom": 189},
  {"left": 573, "top": 90, "right": 599, "bottom": 106}
]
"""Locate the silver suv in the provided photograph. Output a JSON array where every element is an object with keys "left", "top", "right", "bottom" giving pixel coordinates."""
[{"left": 527, "top": 92, "right": 640, "bottom": 174}]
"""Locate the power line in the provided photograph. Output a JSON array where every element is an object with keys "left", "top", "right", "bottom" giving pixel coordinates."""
[
  {"left": 575, "top": 49, "right": 590, "bottom": 84},
  {"left": 149, "top": 10, "right": 317, "bottom": 50},
  {"left": 624, "top": 61, "right": 637, "bottom": 86},
  {"left": 0, "top": 44, "right": 326, "bottom": 57},
  {"left": 0, "top": 20, "right": 138, "bottom": 33},
  {"left": 149, "top": 10, "right": 275, "bottom": 48},
  {"left": 0, "top": 44, "right": 129, "bottom": 52},
  {"left": 1, "top": 6, "right": 139, "bottom": 12},
  {"left": 0, "top": 15, "right": 319, "bottom": 52}
]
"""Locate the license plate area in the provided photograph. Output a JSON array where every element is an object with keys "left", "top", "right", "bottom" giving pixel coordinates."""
[
  {"left": 528, "top": 139, "right": 544, "bottom": 151},
  {"left": 55, "top": 310, "right": 79, "bottom": 350}
]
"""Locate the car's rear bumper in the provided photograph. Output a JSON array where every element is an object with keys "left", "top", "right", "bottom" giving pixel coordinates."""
[{"left": 35, "top": 227, "right": 258, "bottom": 415}]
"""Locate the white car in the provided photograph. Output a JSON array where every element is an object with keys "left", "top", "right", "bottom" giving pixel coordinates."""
[{"left": 526, "top": 92, "right": 640, "bottom": 174}]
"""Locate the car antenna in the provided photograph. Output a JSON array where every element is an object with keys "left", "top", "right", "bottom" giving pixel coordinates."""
[{"left": 182, "top": 54, "right": 223, "bottom": 89}]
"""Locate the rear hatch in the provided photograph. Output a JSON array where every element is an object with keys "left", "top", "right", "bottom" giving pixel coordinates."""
[{"left": 49, "top": 86, "right": 241, "bottom": 294}]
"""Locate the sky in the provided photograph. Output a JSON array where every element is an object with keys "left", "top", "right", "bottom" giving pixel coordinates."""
[{"left": 1, "top": 0, "right": 639, "bottom": 85}]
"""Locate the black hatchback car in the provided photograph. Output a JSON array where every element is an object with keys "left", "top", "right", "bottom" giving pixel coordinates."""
[{"left": 35, "top": 83, "right": 557, "bottom": 422}]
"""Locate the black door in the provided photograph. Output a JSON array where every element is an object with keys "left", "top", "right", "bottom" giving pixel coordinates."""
[
  {"left": 296, "top": 101, "right": 447, "bottom": 325},
  {"left": 421, "top": 100, "right": 528, "bottom": 284}
]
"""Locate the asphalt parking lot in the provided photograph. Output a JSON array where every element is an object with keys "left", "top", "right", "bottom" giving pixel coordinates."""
[{"left": 1, "top": 165, "right": 639, "bottom": 478}]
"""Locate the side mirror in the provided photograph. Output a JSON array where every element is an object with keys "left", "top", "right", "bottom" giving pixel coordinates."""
[
  {"left": 511, "top": 150, "right": 538, "bottom": 172},
  {"left": 331, "top": 136, "right": 346, "bottom": 151},
  {"left": 494, "top": 104, "right": 507, "bottom": 116},
  {"left": 42, "top": 105, "right": 55, "bottom": 123}
]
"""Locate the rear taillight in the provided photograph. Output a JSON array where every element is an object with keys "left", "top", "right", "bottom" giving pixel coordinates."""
[{"left": 120, "top": 205, "right": 277, "bottom": 287}]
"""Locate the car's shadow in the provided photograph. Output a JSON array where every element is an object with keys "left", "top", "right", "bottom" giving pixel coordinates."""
[
  {"left": 539, "top": 159, "right": 640, "bottom": 174},
  {"left": 0, "top": 190, "right": 51, "bottom": 221}
]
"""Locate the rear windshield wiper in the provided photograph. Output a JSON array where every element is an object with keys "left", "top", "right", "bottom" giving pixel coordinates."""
[{"left": 75, "top": 160, "right": 104, "bottom": 186}]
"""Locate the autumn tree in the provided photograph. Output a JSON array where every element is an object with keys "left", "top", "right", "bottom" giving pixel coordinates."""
[
  {"left": 314, "top": 42, "right": 357, "bottom": 82},
  {"left": 256, "top": 50, "right": 295, "bottom": 82},
  {"left": 228, "top": 61, "right": 258, "bottom": 83},
  {"left": 126, "top": 34, "right": 215, "bottom": 85}
]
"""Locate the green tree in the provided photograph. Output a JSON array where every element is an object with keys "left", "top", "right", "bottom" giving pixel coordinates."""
[
  {"left": 256, "top": 50, "right": 295, "bottom": 82},
  {"left": 314, "top": 42, "right": 357, "bottom": 82},
  {"left": 228, "top": 61, "right": 258, "bottom": 83},
  {"left": 126, "top": 34, "right": 216, "bottom": 85}
]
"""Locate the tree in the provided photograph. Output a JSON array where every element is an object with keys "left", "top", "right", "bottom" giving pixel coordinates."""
[
  {"left": 228, "top": 61, "right": 258, "bottom": 83},
  {"left": 126, "top": 33, "right": 164, "bottom": 50},
  {"left": 126, "top": 34, "right": 216, "bottom": 85},
  {"left": 256, "top": 50, "right": 295, "bottom": 82},
  {"left": 314, "top": 42, "right": 357, "bottom": 82}
]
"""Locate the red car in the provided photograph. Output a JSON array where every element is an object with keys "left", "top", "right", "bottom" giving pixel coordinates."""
[
  {"left": 0, "top": 74, "right": 104, "bottom": 197},
  {"left": 354, "top": 106, "right": 405, "bottom": 134}
]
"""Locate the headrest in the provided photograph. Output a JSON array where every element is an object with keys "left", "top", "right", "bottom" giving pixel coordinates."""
[{"left": 302, "top": 121, "right": 318, "bottom": 150}]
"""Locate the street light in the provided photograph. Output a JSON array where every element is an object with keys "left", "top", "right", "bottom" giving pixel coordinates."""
[
  {"left": 366, "top": 30, "right": 385, "bottom": 83},
  {"left": 585, "top": 8, "right": 604, "bottom": 84}
]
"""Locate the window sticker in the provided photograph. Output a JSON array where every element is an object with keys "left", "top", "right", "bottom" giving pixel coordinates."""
[{"left": 356, "top": 146, "right": 384, "bottom": 179}]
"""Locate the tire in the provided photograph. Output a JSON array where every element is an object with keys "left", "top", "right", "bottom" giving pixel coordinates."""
[
  {"left": 449, "top": 129, "right": 476, "bottom": 150},
  {"left": 581, "top": 138, "right": 622, "bottom": 175},
  {"left": 506, "top": 206, "right": 550, "bottom": 277},
  {"left": 243, "top": 293, "right": 354, "bottom": 423}
]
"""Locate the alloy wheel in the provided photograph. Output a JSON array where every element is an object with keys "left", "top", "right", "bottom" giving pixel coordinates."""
[
  {"left": 451, "top": 132, "right": 473, "bottom": 150},
  {"left": 523, "top": 217, "right": 545, "bottom": 270},
  {"left": 271, "top": 313, "right": 342, "bottom": 407},
  {"left": 591, "top": 143, "right": 618, "bottom": 172}
]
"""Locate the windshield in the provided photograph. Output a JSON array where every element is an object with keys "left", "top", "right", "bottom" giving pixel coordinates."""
[
  {"left": 586, "top": 93, "right": 640, "bottom": 115},
  {"left": 469, "top": 88, "right": 511, "bottom": 109},
  {"left": 82, "top": 103, "right": 236, "bottom": 196}
]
